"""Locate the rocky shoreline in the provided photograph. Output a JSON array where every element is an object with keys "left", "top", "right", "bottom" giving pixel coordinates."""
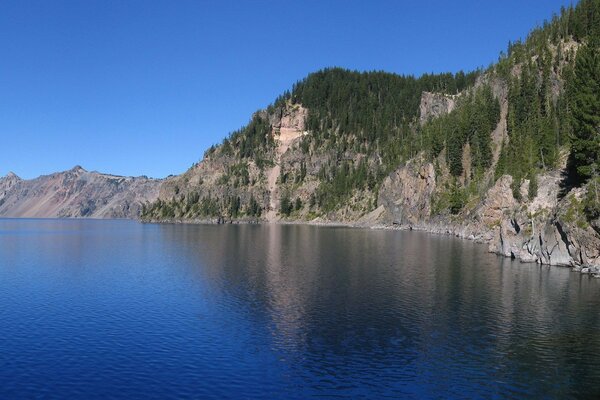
[{"left": 142, "top": 207, "right": 600, "bottom": 277}]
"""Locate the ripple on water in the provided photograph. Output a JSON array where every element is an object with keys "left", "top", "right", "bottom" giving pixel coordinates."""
[{"left": 0, "top": 220, "right": 600, "bottom": 399}]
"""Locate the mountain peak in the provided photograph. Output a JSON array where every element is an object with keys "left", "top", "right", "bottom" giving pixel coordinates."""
[
  {"left": 70, "top": 165, "right": 87, "bottom": 173},
  {"left": 4, "top": 171, "right": 20, "bottom": 180}
]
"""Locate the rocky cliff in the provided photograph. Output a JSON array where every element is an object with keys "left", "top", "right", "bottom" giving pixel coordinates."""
[
  {"left": 419, "top": 91, "right": 458, "bottom": 125},
  {"left": 375, "top": 158, "right": 600, "bottom": 271},
  {"left": 143, "top": 99, "right": 380, "bottom": 224},
  {"left": 0, "top": 166, "right": 161, "bottom": 219}
]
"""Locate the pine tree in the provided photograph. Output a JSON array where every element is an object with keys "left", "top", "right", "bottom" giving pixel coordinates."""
[{"left": 569, "top": 41, "right": 600, "bottom": 182}]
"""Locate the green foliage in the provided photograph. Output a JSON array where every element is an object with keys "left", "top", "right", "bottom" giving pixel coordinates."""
[
  {"left": 563, "top": 194, "right": 590, "bottom": 229},
  {"left": 255, "top": 157, "right": 273, "bottom": 170},
  {"left": 204, "top": 145, "right": 217, "bottom": 158},
  {"left": 569, "top": 41, "right": 600, "bottom": 182},
  {"left": 216, "top": 173, "right": 230, "bottom": 185},
  {"left": 496, "top": 0, "right": 600, "bottom": 73},
  {"left": 227, "top": 196, "right": 241, "bottom": 218},
  {"left": 449, "top": 182, "right": 467, "bottom": 214},
  {"left": 279, "top": 166, "right": 288, "bottom": 184},
  {"left": 315, "top": 159, "right": 373, "bottom": 212},
  {"left": 512, "top": 178, "right": 523, "bottom": 203},
  {"left": 528, "top": 171, "right": 539, "bottom": 199},
  {"left": 139, "top": 191, "right": 263, "bottom": 221},
  {"left": 247, "top": 196, "right": 262, "bottom": 217},
  {"left": 431, "top": 180, "right": 468, "bottom": 215},
  {"left": 292, "top": 69, "right": 478, "bottom": 143},
  {"left": 584, "top": 177, "right": 600, "bottom": 221},
  {"left": 300, "top": 137, "right": 311, "bottom": 153},
  {"left": 289, "top": 67, "right": 480, "bottom": 178},
  {"left": 420, "top": 86, "right": 501, "bottom": 177},
  {"left": 494, "top": 0, "right": 600, "bottom": 188},
  {"left": 228, "top": 162, "right": 250, "bottom": 187},
  {"left": 295, "top": 162, "right": 307, "bottom": 183},
  {"left": 221, "top": 139, "right": 233, "bottom": 157},
  {"left": 146, "top": 0, "right": 600, "bottom": 221},
  {"left": 220, "top": 113, "right": 273, "bottom": 160},
  {"left": 496, "top": 56, "right": 571, "bottom": 184},
  {"left": 280, "top": 193, "right": 293, "bottom": 216}
]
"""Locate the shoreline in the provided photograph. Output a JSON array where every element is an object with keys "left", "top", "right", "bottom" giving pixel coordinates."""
[
  {"left": 4, "top": 215, "right": 593, "bottom": 275},
  {"left": 140, "top": 216, "right": 600, "bottom": 276}
]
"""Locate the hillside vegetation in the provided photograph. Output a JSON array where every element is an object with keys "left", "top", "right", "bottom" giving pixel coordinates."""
[{"left": 142, "top": 0, "right": 600, "bottom": 237}]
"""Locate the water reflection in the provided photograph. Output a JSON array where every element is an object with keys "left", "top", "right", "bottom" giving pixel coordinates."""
[
  {"left": 155, "top": 223, "right": 600, "bottom": 398},
  {"left": 2, "top": 219, "right": 600, "bottom": 398}
]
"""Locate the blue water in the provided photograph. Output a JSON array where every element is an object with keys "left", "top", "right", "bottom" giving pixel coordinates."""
[{"left": 1, "top": 219, "right": 600, "bottom": 399}]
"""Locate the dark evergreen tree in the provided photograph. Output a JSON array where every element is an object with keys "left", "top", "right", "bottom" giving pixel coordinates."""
[{"left": 569, "top": 41, "right": 600, "bottom": 182}]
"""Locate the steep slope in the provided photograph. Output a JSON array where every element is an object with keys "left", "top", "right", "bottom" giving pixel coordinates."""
[
  {"left": 143, "top": 70, "right": 480, "bottom": 222},
  {"left": 143, "top": 0, "right": 600, "bottom": 270},
  {"left": 0, "top": 166, "right": 161, "bottom": 218}
]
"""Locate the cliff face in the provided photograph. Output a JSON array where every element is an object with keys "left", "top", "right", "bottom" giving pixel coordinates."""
[
  {"left": 145, "top": 101, "right": 377, "bottom": 223},
  {"left": 144, "top": 88, "right": 598, "bottom": 270},
  {"left": 371, "top": 36, "right": 600, "bottom": 270},
  {"left": 154, "top": 104, "right": 310, "bottom": 222},
  {"left": 378, "top": 156, "right": 436, "bottom": 225},
  {"left": 376, "top": 154, "right": 600, "bottom": 270},
  {"left": 419, "top": 92, "right": 458, "bottom": 125},
  {"left": 0, "top": 167, "right": 161, "bottom": 219}
]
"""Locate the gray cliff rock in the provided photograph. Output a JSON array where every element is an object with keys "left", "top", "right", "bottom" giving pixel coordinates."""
[
  {"left": 419, "top": 91, "right": 458, "bottom": 125},
  {"left": 378, "top": 156, "right": 436, "bottom": 225},
  {"left": 376, "top": 157, "right": 600, "bottom": 270}
]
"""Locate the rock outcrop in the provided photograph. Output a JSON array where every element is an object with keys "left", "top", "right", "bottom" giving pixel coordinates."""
[
  {"left": 150, "top": 101, "right": 375, "bottom": 223},
  {"left": 265, "top": 104, "right": 308, "bottom": 220},
  {"left": 0, "top": 172, "right": 22, "bottom": 203},
  {"left": 376, "top": 159, "right": 600, "bottom": 270},
  {"left": 419, "top": 91, "right": 458, "bottom": 125},
  {"left": 0, "top": 167, "right": 161, "bottom": 218},
  {"left": 378, "top": 157, "right": 436, "bottom": 225}
]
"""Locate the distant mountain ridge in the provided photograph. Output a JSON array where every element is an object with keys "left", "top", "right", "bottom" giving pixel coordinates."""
[{"left": 0, "top": 166, "right": 161, "bottom": 219}]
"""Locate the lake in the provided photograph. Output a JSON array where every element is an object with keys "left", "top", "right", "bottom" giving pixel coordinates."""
[{"left": 1, "top": 219, "right": 599, "bottom": 399}]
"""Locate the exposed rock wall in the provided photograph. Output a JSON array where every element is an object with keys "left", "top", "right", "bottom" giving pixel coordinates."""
[
  {"left": 378, "top": 156, "right": 436, "bottom": 225},
  {"left": 155, "top": 105, "right": 312, "bottom": 222},
  {"left": 419, "top": 91, "right": 459, "bottom": 125},
  {"left": 376, "top": 158, "right": 600, "bottom": 270}
]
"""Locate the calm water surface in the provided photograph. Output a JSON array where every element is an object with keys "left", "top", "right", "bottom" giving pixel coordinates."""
[{"left": 1, "top": 219, "right": 600, "bottom": 399}]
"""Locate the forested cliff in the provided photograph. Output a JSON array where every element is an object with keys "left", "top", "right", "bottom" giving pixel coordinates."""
[{"left": 142, "top": 0, "right": 600, "bottom": 270}]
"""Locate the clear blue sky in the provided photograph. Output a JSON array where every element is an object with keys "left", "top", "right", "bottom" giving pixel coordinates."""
[{"left": 0, "top": 0, "right": 574, "bottom": 179}]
